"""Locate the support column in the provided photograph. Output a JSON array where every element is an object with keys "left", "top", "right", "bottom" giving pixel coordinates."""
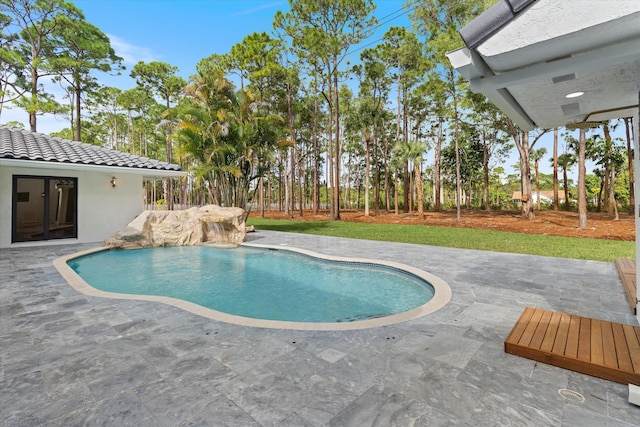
[{"left": 634, "top": 94, "right": 640, "bottom": 323}]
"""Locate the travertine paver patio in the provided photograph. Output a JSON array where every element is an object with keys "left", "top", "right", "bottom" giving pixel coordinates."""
[{"left": 1, "top": 230, "right": 639, "bottom": 426}]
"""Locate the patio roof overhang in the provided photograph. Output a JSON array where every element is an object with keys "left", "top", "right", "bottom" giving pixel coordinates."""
[
  {"left": 447, "top": 0, "right": 640, "bottom": 374},
  {"left": 446, "top": 0, "right": 640, "bottom": 131}
]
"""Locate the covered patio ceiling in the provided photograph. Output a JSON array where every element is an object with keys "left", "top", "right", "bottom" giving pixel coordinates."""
[
  {"left": 446, "top": 0, "right": 640, "bottom": 131},
  {"left": 448, "top": 0, "right": 640, "bottom": 402}
]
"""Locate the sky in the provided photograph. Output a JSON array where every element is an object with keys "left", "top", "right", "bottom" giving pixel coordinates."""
[
  {"left": 76, "top": 0, "right": 413, "bottom": 79},
  {"left": 2, "top": 0, "right": 620, "bottom": 179},
  {"left": 3, "top": 0, "right": 413, "bottom": 135}
]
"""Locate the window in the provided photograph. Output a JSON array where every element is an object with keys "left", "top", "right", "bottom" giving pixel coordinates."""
[{"left": 12, "top": 176, "right": 77, "bottom": 243}]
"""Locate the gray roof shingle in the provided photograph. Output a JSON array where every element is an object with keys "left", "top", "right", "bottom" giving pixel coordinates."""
[{"left": 0, "top": 126, "right": 182, "bottom": 172}]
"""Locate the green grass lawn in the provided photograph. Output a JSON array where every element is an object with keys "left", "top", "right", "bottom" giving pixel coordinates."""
[{"left": 247, "top": 218, "right": 635, "bottom": 262}]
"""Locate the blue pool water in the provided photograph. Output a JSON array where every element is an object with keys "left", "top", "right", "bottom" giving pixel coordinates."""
[{"left": 67, "top": 246, "right": 435, "bottom": 323}]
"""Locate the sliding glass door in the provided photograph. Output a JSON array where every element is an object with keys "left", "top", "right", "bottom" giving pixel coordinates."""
[{"left": 12, "top": 176, "right": 77, "bottom": 243}]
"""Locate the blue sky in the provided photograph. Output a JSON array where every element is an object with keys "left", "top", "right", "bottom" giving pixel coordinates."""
[
  {"left": 4, "top": 0, "right": 413, "bottom": 134},
  {"left": 74, "top": 0, "right": 294, "bottom": 81},
  {"left": 3, "top": 0, "right": 615, "bottom": 178},
  {"left": 74, "top": 0, "right": 413, "bottom": 88}
]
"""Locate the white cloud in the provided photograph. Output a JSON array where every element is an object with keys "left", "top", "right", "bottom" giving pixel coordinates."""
[
  {"left": 1, "top": 107, "right": 70, "bottom": 135},
  {"left": 231, "top": 1, "right": 286, "bottom": 17},
  {"left": 107, "top": 34, "right": 161, "bottom": 65}
]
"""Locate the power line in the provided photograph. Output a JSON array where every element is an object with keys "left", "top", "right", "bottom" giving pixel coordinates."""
[
  {"left": 345, "top": 6, "right": 414, "bottom": 58},
  {"left": 346, "top": 37, "right": 384, "bottom": 57},
  {"left": 371, "top": 4, "right": 413, "bottom": 32}
]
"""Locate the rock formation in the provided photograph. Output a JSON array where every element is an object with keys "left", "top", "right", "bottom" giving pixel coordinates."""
[{"left": 104, "top": 205, "right": 247, "bottom": 249}]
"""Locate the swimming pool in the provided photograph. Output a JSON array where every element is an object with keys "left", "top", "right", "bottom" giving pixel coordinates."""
[{"left": 54, "top": 243, "right": 451, "bottom": 330}]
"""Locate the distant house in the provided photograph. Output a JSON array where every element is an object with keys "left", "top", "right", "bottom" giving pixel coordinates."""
[
  {"left": 0, "top": 126, "right": 184, "bottom": 248},
  {"left": 511, "top": 190, "right": 563, "bottom": 204}
]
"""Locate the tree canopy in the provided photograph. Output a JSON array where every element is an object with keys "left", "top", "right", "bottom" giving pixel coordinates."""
[{"left": 0, "top": 0, "right": 633, "bottom": 223}]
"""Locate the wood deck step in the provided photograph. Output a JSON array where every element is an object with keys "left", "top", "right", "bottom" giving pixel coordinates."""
[
  {"left": 615, "top": 258, "right": 637, "bottom": 315},
  {"left": 505, "top": 307, "right": 640, "bottom": 385}
]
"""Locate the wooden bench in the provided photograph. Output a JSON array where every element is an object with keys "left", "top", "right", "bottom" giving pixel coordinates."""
[
  {"left": 615, "top": 258, "right": 637, "bottom": 315},
  {"left": 505, "top": 307, "right": 640, "bottom": 385}
]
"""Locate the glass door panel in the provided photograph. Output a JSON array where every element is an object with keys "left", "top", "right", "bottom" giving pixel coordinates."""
[
  {"left": 13, "top": 177, "right": 45, "bottom": 242},
  {"left": 49, "top": 178, "right": 77, "bottom": 239},
  {"left": 12, "top": 176, "right": 77, "bottom": 243}
]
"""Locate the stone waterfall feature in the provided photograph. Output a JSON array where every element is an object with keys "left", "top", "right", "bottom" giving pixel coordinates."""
[{"left": 103, "top": 205, "right": 247, "bottom": 249}]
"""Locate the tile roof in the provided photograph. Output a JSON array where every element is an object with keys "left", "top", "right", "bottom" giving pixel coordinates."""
[
  {"left": 459, "top": 0, "right": 537, "bottom": 49},
  {"left": 0, "top": 126, "right": 182, "bottom": 172}
]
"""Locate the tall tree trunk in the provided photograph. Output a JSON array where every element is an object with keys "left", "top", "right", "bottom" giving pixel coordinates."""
[
  {"left": 344, "top": 165, "right": 350, "bottom": 209},
  {"left": 326, "top": 86, "right": 334, "bottom": 219},
  {"left": 403, "top": 162, "right": 409, "bottom": 213},
  {"left": 434, "top": 117, "right": 443, "bottom": 211},
  {"left": 416, "top": 160, "right": 424, "bottom": 218},
  {"left": 483, "top": 129, "right": 490, "bottom": 211},
  {"left": 373, "top": 125, "right": 380, "bottom": 213},
  {"left": 267, "top": 170, "right": 272, "bottom": 212},
  {"left": 383, "top": 120, "right": 391, "bottom": 212},
  {"left": 395, "top": 71, "right": 406, "bottom": 213},
  {"left": 287, "top": 82, "right": 296, "bottom": 217},
  {"left": 597, "top": 180, "right": 604, "bottom": 212},
  {"left": 0, "top": 74, "right": 8, "bottom": 121},
  {"left": 312, "top": 75, "right": 319, "bottom": 215},
  {"left": 611, "top": 167, "right": 619, "bottom": 220},
  {"left": 74, "top": 84, "right": 82, "bottom": 141},
  {"left": 403, "top": 88, "right": 410, "bottom": 213},
  {"left": 286, "top": 147, "right": 293, "bottom": 217},
  {"left": 515, "top": 131, "right": 534, "bottom": 219},
  {"left": 365, "top": 134, "right": 370, "bottom": 216},
  {"left": 603, "top": 162, "right": 611, "bottom": 213},
  {"left": 394, "top": 170, "right": 399, "bottom": 215},
  {"left": 535, "top": 160, "right": 541, "bottom": 211},
  {"left": 164, "top": 98, "right": 174, "bottom": 210},
  {"left": 298, "top": 150, "right": 304, "bottom": 216},
  {"left": 453, "top": 92, "right": 462, "bottom": 222},
  {"left": 578, "top": 128, "right": 588, "bottom": 228},
  {"left": 408, "top": 163, "right": 413, "bottom": 214},
  {"left": 68, "top": 91, "right": 75, "bottom": 141},
  {"left": 333, "top": 56, "right": 341, "bottom": 220},
  {"left": 258, "top": 177, "right": 264, "bottom": 218},
  {"left": 604, "top": 124, "right": 615, "bottom": 215},
  {"left": 625, "top": 118, "right": 635, "bottom": 215},
  {"left": 553, "top": 128, "right": 559, "bottom": 211},
  {"left": 29, "top": 65, "right": 37, "bottom": 132},
  {"left": 602, "top": 124, "right": 617, "bottom": 219},
  {"left": 279, "top": 149, "right": 286, "bottom": 213},
  {"left": 563, "top": 169, "right": 570, "bottom": 210}
]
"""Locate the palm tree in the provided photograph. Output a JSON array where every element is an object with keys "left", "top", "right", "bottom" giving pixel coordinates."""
[{"left": 175, "top": 70, "right": 284, "bottom": 211}]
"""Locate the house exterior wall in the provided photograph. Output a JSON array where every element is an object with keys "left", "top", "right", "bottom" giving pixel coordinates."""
[{"left": 0, "top": 163, "right": 143, "bottom": 248}]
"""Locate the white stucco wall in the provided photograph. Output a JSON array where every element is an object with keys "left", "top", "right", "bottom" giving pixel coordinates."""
[{"left": 0, "top": 163, "right": 144, "bottom": 248}]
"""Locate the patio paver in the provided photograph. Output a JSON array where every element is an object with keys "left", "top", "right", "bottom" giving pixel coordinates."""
[{"left": 1, "top": 230, "right": 639, "bottom": 426}]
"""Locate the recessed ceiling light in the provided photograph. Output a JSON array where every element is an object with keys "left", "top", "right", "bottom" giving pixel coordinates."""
[{"left": 565, "top": 91, "right": 584, "bottom": 99}]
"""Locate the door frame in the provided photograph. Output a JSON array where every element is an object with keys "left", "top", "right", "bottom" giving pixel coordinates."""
[{"left": 11, "top": 175, "right": 78, "bottom": 243}]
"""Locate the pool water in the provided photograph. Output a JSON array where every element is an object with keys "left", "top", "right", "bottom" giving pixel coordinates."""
[{"left": 67, "top": 245, "right": 435, "bottom": 323}]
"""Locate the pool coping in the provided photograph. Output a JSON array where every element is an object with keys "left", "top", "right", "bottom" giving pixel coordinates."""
[{"left": 52, "top": 243, "right": 452, "bottom": 331}]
